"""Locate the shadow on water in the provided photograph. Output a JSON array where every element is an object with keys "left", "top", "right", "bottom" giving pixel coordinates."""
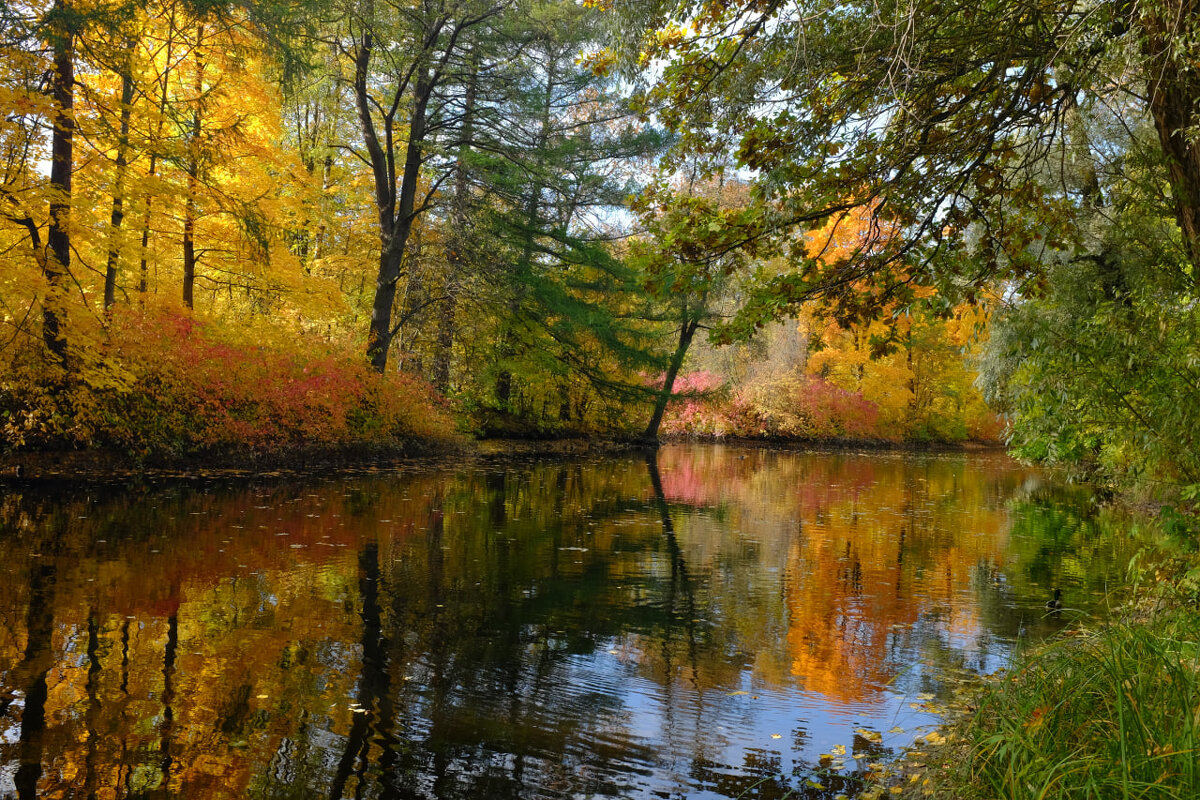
[{"left": 0, "top": 445, "right": 1154, "bottom": 799}]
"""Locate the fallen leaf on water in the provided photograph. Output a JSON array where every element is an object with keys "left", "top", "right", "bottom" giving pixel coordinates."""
[
  {"left": 828, "top": 744, "right": 846, "bottom": 756},
  {"left": 771, "top": 734, "right": 782, "bottom": 739},
  {"left": 888, "top": 726, "right": 905, "bottom": 734},
  {"left": 855, "top": 727, "right": 883, "bottom": 743}
]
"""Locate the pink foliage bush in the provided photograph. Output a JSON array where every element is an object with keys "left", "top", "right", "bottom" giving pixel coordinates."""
[
  {"left": 793, "top": 377, "right": 880, "bottom": 438},
  {"left": 662, "top": 372, "right": 884, "bottom": 440},
  {"left": 658, "top": 371, "right": 730, "bottom": 436}
]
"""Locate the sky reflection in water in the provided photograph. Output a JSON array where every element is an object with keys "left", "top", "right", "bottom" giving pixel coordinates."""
[{"left": 0, "top": 445, "right": 1139, "bottom": 798}]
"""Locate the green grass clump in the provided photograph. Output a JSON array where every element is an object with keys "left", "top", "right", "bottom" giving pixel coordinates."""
[{"left": 921, "top": 611, "right": 1200, "bottom": 800}]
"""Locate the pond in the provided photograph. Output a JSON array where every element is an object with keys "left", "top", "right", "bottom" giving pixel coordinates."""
[{"left": 0, "top": 444, "right": 1144, "bottom": 799}]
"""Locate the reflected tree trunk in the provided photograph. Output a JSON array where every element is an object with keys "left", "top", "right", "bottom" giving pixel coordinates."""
[
  {"left": 84, "top": 609, "right": 104, "bottom": 799},
  {"left": 487, "top": 472, "right": 507, "bottom": 530},
  {"left": 330, "top": 540, "right": 391, "bottom": 799},
  {"left": 424, "top": 507, "right": 455, "bottom": 799},
  {"left": 13, "top": 561, "right": 57, "bottom": 800},
  {"left": 644, "top": 450, "right": 700, "bottom": 675},
  {"left": 155, "top": 612, "right": 179, "bottom": 798},
  {"left": 114, "top": 617, "right": 132, "bottom": 792},
  {"left": 371, "top": 540, "right": 403, "bottom": 800}
]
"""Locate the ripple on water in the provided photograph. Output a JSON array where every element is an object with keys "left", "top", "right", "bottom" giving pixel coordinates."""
[{"left": 0, "top": 445, "right": 1144, "bottom": 799}]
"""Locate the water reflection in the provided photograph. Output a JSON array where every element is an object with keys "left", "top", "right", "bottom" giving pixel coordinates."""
[{"left": 0, "top": 445, "right": 1144, "bottom": 799}]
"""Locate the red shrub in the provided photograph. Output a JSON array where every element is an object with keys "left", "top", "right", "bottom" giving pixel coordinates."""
[{"left": 2, "top": 307, "right": 461, "bottom": 456}]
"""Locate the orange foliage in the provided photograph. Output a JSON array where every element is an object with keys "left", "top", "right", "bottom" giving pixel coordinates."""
[
  {"left": 804, "top": 307, "right": 1002, "bottom": 442},
  {"left": 659, "top": 209, "right": 1003, "bottom": 442}
]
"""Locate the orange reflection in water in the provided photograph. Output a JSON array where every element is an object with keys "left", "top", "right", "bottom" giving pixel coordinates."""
[{"left": 656, "top": 445, "right": 1021, "bottom": 705}]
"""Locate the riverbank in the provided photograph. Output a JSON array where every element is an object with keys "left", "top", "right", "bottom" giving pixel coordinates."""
[
  {"left": 872, "top": 584, "right": 1200, "bottom": 800},
  {"left": 1, "top": 433, "right": 1012, "bottom": 483},
  {"left": 0, "top": 435, "right": 663, "bottom": 482},
  {"left": 662, "top": 432, "right": 1006, "bottom": 453}
]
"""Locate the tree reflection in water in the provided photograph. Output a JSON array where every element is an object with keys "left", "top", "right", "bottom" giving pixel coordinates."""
[{"left": 0, "top": 445, "right": 1144, "bottom": 798}]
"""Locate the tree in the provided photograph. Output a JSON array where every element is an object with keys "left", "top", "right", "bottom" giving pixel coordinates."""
[
  {"left": 99, "top": 27, "right": 137, "bottom": 311},
  {"left": 632, "top": 169, "right": 750, "bottom": 439},
  {"left": 0, "top": 0, "right": 86, "bottom": 364},
  {"left": 612, "top": 0, "right": 1200, "bottom": 337},
  {"left": 977, "top": 127, "right": 1200, "bottom": 488},
  {"left": 396, "top": 0, "right": 666, "bottom": 431},
  {"left": 334, "top": 0, "right": 508, "bottom": 373}
]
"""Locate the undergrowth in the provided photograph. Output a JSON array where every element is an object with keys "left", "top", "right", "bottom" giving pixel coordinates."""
[
  {"left": 0, "top": 307, "right": 463, "bottom": 457},
  {"left": 659, "top": 370, "right": 1003, "bottom": 444}
]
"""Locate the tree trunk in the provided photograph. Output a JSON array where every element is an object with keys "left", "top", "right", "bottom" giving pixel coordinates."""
[
  {"left": 395, "top": 232, "right": 425, "bottom": 373},
  {"left": 365, "top": 71, "right": 434, "bottom": 373},
  {"left": 432, "top": 47, "right": 480, "bottom": 392},
  {"left": 137, "top": 150, "right": 159, "bottom": 295},
  {"left": 43, "top": 11, "right": 73, "bottom": 364},
  {"left": 310, "top": 154, "right": 333, "bottom": 265},
  {"left": 644, "top": 313, "right": 700, "bottom": 441},
  {"left": 1144, "top": 2, "right": 1200, "bottom": 281},
  {"left": 138, "top": 2, "right": 178, "bottom": 296},
  {"left": 182, "top": 26, "right": 205, "bottom": 310},
  {"left": 432, "top": 260, "right": 460, "bottom": 391},
  {"left": 104, "top": 58, "right": 136, "bottom": 310},
  {"left": 495, "top": 61, "right": 556, "bottom": 407}
]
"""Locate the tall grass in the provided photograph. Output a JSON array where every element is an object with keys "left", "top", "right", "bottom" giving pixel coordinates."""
[{"left": 920, "top": 611, "right": 1200, "bottom": 800}]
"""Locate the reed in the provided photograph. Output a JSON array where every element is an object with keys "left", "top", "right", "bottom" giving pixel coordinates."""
[{"left": 904, "top": 611, "right": 1200, "bottom": 800}]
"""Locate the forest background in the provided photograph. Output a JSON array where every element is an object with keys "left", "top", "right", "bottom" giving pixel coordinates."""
[{"left": 1, "top": 0, "right": 1197, "bottom": 507}]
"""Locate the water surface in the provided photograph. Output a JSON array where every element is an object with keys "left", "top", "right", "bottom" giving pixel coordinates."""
[{"left": 0, "top": 445, "right": 1141, "bottom": 798}]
